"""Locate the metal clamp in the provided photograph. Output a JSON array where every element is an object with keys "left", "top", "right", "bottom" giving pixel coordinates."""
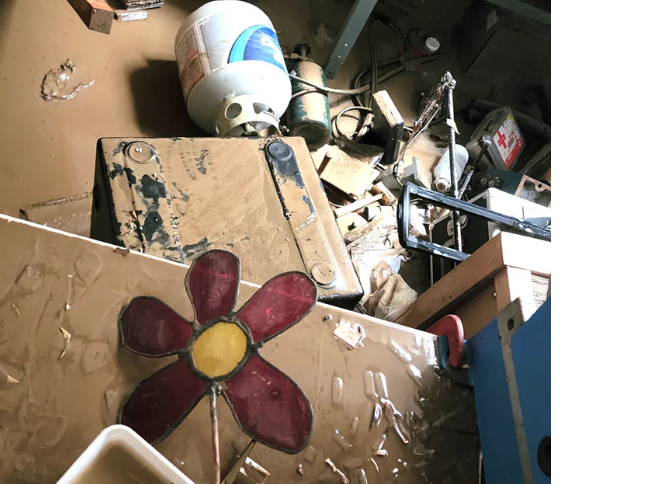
[
  {"left": 426, "top": 314, "right": 464, "bottom": 368},
  {"left": 397, "top": 182, "right": 551, "bottom": 262}
]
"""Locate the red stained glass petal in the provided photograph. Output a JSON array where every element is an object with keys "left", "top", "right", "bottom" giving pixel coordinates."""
[
  {"left": 120, "top": 297, "right": 193, "bottom": 356},
  {"left": 224, "top": 354, "right": 312, "bottom": 453},
  {"left": 120, "top": 359, "right": 206, "bottom": 444},
  {"left": 236, "top": 272, "right": 316, "bottom": 342},
  {"left": 187, "top": 250, "right": 240, "bottom": 326}
]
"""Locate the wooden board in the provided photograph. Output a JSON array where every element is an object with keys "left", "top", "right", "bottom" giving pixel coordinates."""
[
  {"left": 494, "top": 267, "right": 535, "bottom": 320},
  {"left": 437, "top": 271, "right": 549, "bottom": 338},
  {"left": 66, "top": 0, "right": 113, "bottom": 34},
  {"left": 397, "top": 232, "right": 551, "bottom": 334},
  {"left": 333, "top": 194, "right": 382, "bottom": 218},
  {"left": 319, "top": 148, "right": 380, "bottom": 199},
  {"left": 454, "top": 284, "right": 498, "bottom": 337},
  {"left": 371, "top": 91, "right": 404, "bottom": 165},
  {"left": 0, "top": 214, "right": 479, "bottom": 483}
]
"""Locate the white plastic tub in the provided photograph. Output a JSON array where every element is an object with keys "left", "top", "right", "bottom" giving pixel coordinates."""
[{"left": 57, "top": 425, "right": 194, "bottom": 484}]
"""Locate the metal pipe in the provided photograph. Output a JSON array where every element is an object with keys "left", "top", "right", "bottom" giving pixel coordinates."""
[
  {"left": 459, "top": 137, "right": 492, "bottom": 199},
  {"left": 429, "top": 222, "right": 434, "bottom": 286},
  {"left": 442, "top": 72, "right": 462, "bottom": 252},
  {"left": 209, "top": 385, "right": 221, "bottom": 484}
]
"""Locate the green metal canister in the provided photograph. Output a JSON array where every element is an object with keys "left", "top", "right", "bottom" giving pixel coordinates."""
[{"left": 286, "top": 58, "right": 331, "bottom": 150}]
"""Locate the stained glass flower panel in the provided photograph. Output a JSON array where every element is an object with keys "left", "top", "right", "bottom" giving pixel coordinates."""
[
  {"left": 191, "top": 322, "right": 249, "bottom": 378},
  {"left": 121, "top": 359, "right": 206, "bottom": 444},
  {"left": 120, "top": 297, "right": 193, "bottom": 356},
  {"left": 187, "top": 250, "right": 240, "bottom": 326},
  {"left": 119, "top": 250, "right": 315, "bottom": 453},
  {"left": 237, "top": 272, "right": 317, "bottom": 343},
  {"left": 224, "top": 354, "right": 312, "bottom": 452}
]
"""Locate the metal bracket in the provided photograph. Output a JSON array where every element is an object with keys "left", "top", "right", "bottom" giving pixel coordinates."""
[
  {"left": 397, "top": 182, "right": 551, "bottom": 262},
  {"left": 323, "top": 0, "right": 379, "bottom": 79},
  {"left": 222, "top": 441, "right": 270, "bottom": 484},
  {"left": 264, "top": 140, "right": 337, "bottom": 288}
]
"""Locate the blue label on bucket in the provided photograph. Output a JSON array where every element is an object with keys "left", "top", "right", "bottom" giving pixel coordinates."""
[{"left": 229, "top": 25, "right": 287, "bottom": 73}]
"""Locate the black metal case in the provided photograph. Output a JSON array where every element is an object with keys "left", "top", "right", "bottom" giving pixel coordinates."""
[{"left": 91, "top": 136, "right": 363, "bottom": 307}]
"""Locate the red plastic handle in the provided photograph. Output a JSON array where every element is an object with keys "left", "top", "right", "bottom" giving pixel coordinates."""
[{"left": 426, "top": 314, "right": 464, "bottom": 368}]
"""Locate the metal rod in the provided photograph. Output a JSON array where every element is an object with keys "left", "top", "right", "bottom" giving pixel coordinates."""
[
  {"left": 428, "top": 221, "right": 434, "bottom": 287},
  {"left": 209, "top": 385, "right": 221, "bottom": 484},
  {"left": 442, "top": 72, "right": 462, "bottom": 252},
  {"left": 459, "top": 137, "right": 492, "bottom": 199},
  {"left": 397, "top": 182, "right": 551, "bottom": 263}
]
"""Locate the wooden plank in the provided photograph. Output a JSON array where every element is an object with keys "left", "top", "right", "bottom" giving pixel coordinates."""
[
  {"left": 370, "top": 182, "right": 397, "bottom": 206},
  {"left": 425, "top": 272, "right": 549, "bottom": 338},
  {"left": 67, "top": 0, "right": 113, "bottom": 34},
  {"left": 494, "top": 267, "right": 535, "bottom": 322},
  {"left": 531, "top": 273, "right": 550, "bottom": 307},
  {"left": 397, "top": 232, "right": 550, "bottom": 329},
  {"left": 500, "top": 232, "right": 551, "bottom": 276},
  {"left": 397, "top": 234, "right": 507, "bottom": 329},
  {"left": 334, "top": 193, "right": 382, "bottom": 218},
  {"left": 319, "top": 146, "right": 380, "bottom": 200},
  {"left": 425, "top": 271, "right": 550, "bottom": 338},
  {"left": 454, "top": 284, "right": 498, "bottom": 338},
  {"left": 371, "top": 91, "right": 404, "bottom": 165}
]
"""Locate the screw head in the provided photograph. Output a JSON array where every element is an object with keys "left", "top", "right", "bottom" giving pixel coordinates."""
[
  {"left": 126, "top": 142, "right": 156, "bottom": 164},
  {"left": 265, "top": 140, "right": 292, "bottom": 161},
  {"left": 311, "top": 263, "right": 335, "bottom": 286}
]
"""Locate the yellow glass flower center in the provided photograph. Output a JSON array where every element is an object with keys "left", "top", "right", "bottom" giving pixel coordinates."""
[{"left": 192, "top": 322, "right": 248, "bottom": 378}]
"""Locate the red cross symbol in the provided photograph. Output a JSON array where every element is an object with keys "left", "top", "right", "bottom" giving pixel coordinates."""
[{"left": 497, "top": 130, "right": 507, "bottom": 149}]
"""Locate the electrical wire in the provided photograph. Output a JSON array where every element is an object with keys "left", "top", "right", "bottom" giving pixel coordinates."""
[
  {"left": 352, "top": 59, "right": 401, "bottom": 89},
  {"left": 290, "top": 54, "right": 447, "bottom": 101},
  {"left": 290, "top": 88, "right": 320, "bottom": 100},
  {"left": 290, "top": 53, "right": 450, "bottom": 150},
  {"left": 352, "top": 54, "right": 446, "bottom": 106},
  {"left": 360, "top": 15, "right": 406, "bottom": 106},
  {"left": 333, "top": 106, "right": 373, "bottom": 139},
  {"left": 351, "top": 59, "right": 401, "bottom": 106},
  {"left": 288, "top": 74, "right": 369, "bottom": 95},
  {"left": 381, "top": 20, "right": 409, "bottom": 54}
]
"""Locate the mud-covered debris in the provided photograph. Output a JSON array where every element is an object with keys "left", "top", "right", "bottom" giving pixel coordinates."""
[{"left": 41, "top": 59, "right": 94, "bottom": 101}]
